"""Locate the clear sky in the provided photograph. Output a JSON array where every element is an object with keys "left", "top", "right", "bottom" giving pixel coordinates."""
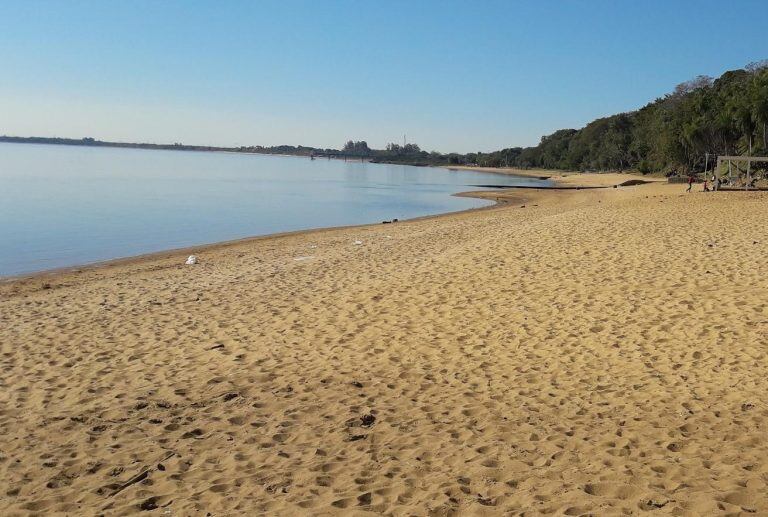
[{"left": 1, "top": 0, "right": 766, "bottom": 153}]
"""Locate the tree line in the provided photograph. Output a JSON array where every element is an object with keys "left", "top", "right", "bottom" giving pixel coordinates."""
[
  {"left": 466, "top": 61, "right": 768, "bottom": 174},
  {"left": 338, "top": 62, "right": 768, "bottom": 173}
]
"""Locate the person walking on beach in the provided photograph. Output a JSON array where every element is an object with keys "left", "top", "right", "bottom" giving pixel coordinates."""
[{"left": 686, "top": 174, "right": 694, "bottom": 192}]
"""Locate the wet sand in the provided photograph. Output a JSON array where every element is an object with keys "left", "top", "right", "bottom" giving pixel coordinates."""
[{"left": 2, "top": 175, "right": 768, "bottom": 515}]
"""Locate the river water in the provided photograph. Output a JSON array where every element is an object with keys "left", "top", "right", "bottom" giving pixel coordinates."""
[{"left": 0, "top": 143, "right": 549, "bottom": 276}]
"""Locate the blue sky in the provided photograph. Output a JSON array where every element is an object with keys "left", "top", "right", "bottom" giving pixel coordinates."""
[{"left": 1, "top": 0, "right": 766, "bottom": 153}]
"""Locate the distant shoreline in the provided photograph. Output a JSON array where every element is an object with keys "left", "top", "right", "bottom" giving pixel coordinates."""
[
  {"left": 0, "top": 135, "right": 571, "bottom": 171},
  {"left": 0, "top": 135, "right": 575, "bottom": 178},
  {"left": 0, "top": 135, "right": 319, "bottom": 157},
  {"left": 0, "top": 135, "right": 428, "bottom": 166}
]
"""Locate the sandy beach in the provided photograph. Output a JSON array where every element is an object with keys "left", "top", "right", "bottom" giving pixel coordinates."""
[{"left": 3, "top": 174, "right": 768, "bottom": 515}]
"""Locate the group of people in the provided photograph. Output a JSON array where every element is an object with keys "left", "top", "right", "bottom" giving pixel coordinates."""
[{"left": 686, "top": 174, "right": 722, "bottom": 192}]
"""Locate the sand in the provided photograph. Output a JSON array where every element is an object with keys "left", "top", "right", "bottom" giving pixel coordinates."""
[
  {"left": 2, "top": 175, "right": 768, "bottom": 515},
  {"left": 446, "top": 166, "right": 662, "bottom": 188}
]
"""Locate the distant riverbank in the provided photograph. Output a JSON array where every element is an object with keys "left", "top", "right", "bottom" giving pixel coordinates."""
[{"left": 0, "top": 135, "right": 452, "bottom": 166}]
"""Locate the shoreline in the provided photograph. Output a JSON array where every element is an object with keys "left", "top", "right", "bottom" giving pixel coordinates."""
[
  {"left": 1, "top": 169, "right": 660, "bottom": 286},
  {"left": 445, "top": 164, "right": 663, "bottom": 187},
  {"left": 2, "top": 142, "right": 657, "bottom": 290},
  {"left": 1, "top": 168, "right": 659, "bottom": 284},
  {"left": 8, "top": 167, "right": 656, "bottom": 284},
  {"left": 1, "top": 187, "right": 537, "bottom": 287},
  {"left": 1, "top": 177, "right": 548, "bottom": 284}
]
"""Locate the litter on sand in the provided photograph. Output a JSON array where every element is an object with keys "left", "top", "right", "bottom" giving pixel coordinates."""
[
  {"left": 309, "top": 245, "right": 318, "bottom": 249},
  {"left": 185, "top": 255, "right": 198, "bottom": 265},
  {"left": 353, "top": 240, "right": 363, "bottom": 245},
  {"left": 294, "top": 256, "right": 314, "bottom": 261}
]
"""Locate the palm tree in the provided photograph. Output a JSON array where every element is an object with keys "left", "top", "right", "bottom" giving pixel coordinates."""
[{"left": 749, "top": 71, "right": 768, "bottom": 152}]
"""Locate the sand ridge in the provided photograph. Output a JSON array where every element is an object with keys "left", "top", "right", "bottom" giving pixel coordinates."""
[{"left": 1, "top": 178, "right": 768, "bottom": 515}]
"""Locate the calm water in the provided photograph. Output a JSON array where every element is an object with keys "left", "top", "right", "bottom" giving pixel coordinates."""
[{"left": 0, "top": 143, "right": 549, "bottom": 276}]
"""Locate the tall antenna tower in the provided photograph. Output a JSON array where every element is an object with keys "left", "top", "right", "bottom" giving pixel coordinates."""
[{"left": 403, "top": 134, "right": 406, "bottom": 147}]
